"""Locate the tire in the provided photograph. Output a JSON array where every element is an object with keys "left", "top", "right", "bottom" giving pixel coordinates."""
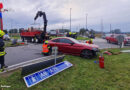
[{"left": 80, "top": 49, "right": 93, "bottom": 59}]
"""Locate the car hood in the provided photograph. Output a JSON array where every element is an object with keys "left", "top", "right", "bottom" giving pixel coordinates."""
[{"left": 80, "top": 43, "right": 99, "bottom": 48}]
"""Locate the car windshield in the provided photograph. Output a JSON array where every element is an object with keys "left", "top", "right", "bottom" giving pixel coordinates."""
[{"left": 69, "top": 38, "right": 80, "bottom": 43}]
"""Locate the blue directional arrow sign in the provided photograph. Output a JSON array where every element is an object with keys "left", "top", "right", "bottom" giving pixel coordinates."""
[{"left": 23, "top": 61, "right": 73, "bottom": 87}]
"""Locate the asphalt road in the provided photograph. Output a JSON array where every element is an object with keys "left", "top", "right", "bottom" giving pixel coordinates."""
[
  {"left": 5, "top": 43, "right": 43, "bottom": 66},
  {"left": 93, "top": 38, "right": 120, "bottom": 49},
  {"left": 4, "top": 38, "right": 129, "bottom": 66}
]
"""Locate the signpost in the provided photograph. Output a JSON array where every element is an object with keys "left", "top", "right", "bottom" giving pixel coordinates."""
[
  {"left": 52, "top": 47, "right": 58, "bottom": 64},
  {"left": 116, "top": 35, "right": 124, "bottom": 48},
  {"left": 23, "top": 61, "right": 73, "bottom": 87}
]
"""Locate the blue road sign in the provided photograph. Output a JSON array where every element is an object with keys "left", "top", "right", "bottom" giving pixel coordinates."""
[{"left": 23, "top": 61, "right": 73, "bottom": 87}]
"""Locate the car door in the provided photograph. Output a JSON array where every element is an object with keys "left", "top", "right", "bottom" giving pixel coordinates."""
[
  {"left": 51, "top": 39, "right": 62, "bottom": 52},
  {"left": 110, "top": 35, "right": 115, "bottom": 43},
  {"left": 59, "top": 38, "right": 81, "bottom": 54},
  {"left": 58, "top": 38, "right": 73, "bottom": 53}
]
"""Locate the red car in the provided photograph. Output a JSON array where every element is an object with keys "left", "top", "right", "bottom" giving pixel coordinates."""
[
  {"left": 48, "top": 37, "right": 99, "bottom": 58},
  {"left": 106, "top": 34, "right": 130, "bottom": 45}
]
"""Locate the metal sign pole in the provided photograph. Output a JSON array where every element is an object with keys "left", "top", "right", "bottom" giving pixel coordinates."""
[
  {"left": 54, "top": 47, "right": 56, "bottom": 65},
  {"left": 52, "top": 47, "right": 58, "bottom": 65}
]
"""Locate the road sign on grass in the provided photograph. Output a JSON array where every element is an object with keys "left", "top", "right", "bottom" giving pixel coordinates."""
[{"left": 23, "top": 61, "right": 73, "bottom": 88}]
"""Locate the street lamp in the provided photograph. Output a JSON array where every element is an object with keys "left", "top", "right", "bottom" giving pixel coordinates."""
[
  {"left": 86, "top": 13, "right": 88, "bottom": 30},
  {"left": 70, "top": 8, "right": 72, "bottom": 32}
]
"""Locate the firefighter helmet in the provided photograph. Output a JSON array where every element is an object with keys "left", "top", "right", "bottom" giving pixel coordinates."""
[
  {"left": 45, "top": 40, "right": 48, "bottom": 44},
  {"left": 0, "top": 30, "right": 5, "bottom": 37}
]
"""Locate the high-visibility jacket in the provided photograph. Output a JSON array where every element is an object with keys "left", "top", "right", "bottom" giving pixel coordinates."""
[
  {"left": 86, "top": 40, "right": 93, "bottom": 44},
  {"left": 86, "top": 41, "right": 89, "bottom": 44},
  {"left": 69, "top": 32, "right": 72, "bottom": 35},
  {"left": 0, "top": 38, "right": 5, "bottom": 56},
  {"left": 0, "top": 51, "right": 6, "bottom": 56},
  {"left": 42, "top": 44, "right": 49, "bottom": 53}
]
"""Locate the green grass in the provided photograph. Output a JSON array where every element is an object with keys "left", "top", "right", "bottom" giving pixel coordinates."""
[
  {"left": 76, "top": 36, "right": 90, "bottom": 40},
  {"left": 4, "top": 41, "right": 24, "bottom": 48},
  {"left": 9, "top": 33, "right": 21, "bottom": 39},
  {"left": 0, "top": 48, "right": 130, "bottom": 90},
  {"left": 10, "top": 36, "right": 21, "bottom": 39},
  {"left": 50, "top": 36, "right": 58, "bottom": 39},
  {"left": 4, "top": 41, "right": 12, "bottom": 47}
]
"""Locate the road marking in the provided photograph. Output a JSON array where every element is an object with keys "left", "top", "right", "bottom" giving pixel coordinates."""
[{"left": 8, "top": 56, "right": 52, "bottom": 68}]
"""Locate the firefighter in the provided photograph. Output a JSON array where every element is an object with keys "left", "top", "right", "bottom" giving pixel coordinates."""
[
  {"left": 72, "top": 32, "right": 76, "bottom": 38},
  {"left": 89, "top": 39, "right": 93, "bottom": 44},
  {"left": 86, "top": 39, "right": 93, "bottom": 44},
  {"left": 86, "top": 40, "right": 89, "bottom": 44},
  {"left": 69, "top": 32, "right": 72, "bottom": 37},
  {"left": 42, "top": 40, "right": 51, "bottom": 56},
  {"left": 0, "top": 30, "right": 8, "bottom": 72}
]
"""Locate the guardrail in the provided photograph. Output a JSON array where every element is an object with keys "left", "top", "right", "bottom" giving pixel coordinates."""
[{"left": 0, "top": 55, "right": 65, "bottom": 75}]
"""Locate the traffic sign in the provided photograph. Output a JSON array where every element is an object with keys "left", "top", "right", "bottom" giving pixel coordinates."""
[
  {"left": 116, "top": 35, "right": 125, "bottom": 48},
  {"left": 52, "top": 47, "right": 58, "bottom": 54},
  {"left": 116, "top": 35, "right": 124, "bottom": 43},
  {"left": 52, "top": 47, "right": 58, "bottom": 64},
  {"left": 23, "top": 61, "right": 73, "bottom": 87}
]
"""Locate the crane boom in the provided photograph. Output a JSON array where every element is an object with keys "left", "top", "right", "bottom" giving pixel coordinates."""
[{"left": 34, "top": 11, "right": 48, "bottom": 40}]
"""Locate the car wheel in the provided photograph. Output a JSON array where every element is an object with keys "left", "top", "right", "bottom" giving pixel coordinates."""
[{"left": 80, "top": 49, "right": 93, "bottom": 59}]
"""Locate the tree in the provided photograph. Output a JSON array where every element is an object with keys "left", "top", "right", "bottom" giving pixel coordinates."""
[
  {"left": 19, "top": 28, "right": 24, "bottom": 33},
  {"left": 79, "top": 28, "right": 86, "bottom": 35},
  {"left": 9, "top": 29, "right": 18, "bottom": 33},
  {"left": 114, "top": 29, "right": 121, "bottom": 34},
  {"left": 89, "top": 29, "right": 95, "bottom": 35},
  {"left": 110, "top": 29, "right": 121, "bottom": 34},
  {"left": 3, "top": 30, "right": 8, "bottom": 34}
]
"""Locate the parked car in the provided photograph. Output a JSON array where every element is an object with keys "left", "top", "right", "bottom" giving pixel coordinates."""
[
  {"left": 106, "top": 34, "right": 130, "bottom": 45},
  {"left": 48, "top": 37, "right": 99, "bottom": 58},
  {"left": 102, "top": 34, "right": 111, "bottom": 39}
]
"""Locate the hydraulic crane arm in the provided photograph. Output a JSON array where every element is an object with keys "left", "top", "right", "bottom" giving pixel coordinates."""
[
  {"left": 34, "top": 11, "right": 47, "bottom": 33},
  {"left": 34, "top": 11, "right": 48, "bottom": 40}
]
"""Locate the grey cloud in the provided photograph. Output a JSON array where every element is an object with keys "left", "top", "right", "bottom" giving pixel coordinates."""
[{"left": 1, "top": 0, "right": 130, "bottom": 32}]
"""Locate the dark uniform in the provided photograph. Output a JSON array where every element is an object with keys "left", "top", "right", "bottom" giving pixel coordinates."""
[
  {"left": 0, "top": 30, "right": 8, "bottom": 72},
  {"left": 0, "top": 37, "right": 5, "bottom": 69}
]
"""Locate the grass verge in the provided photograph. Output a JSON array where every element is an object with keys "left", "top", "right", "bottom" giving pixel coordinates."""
[
  {"left": 76, "top": 36, "right": 90, "bottom": 40},
  {"left": 0, "top": 48, "right": 130, "bottom": 90}
]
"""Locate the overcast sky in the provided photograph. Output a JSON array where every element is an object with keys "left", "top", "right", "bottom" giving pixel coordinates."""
[{"left": 1, "top": 0, "right": 130, "bottom": 32}]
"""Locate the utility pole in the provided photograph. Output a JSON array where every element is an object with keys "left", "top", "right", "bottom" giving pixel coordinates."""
[
  {"left": 86, "top": 14, "right": 88, "bottom": 30},
  {"left": 70, "top": 8, "right": 72, "bottom": 32},
  {"left": 101, "top": 18, "right": 104, "bottom": 35},
  {"left": 110, "top": 24, "right": 111, "bottom": 33},
  {"left": 62, "top": 22, "right": 64, "bottom": 30}
]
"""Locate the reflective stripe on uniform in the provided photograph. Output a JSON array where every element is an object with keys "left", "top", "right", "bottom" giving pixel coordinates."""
[{"left": 0, "top": 51, "right": 5, "bottom": 56}]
